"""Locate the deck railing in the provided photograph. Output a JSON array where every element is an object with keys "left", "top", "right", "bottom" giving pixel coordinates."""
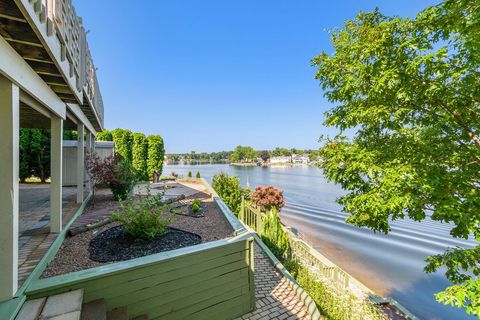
[
  {"left": 18, "top": 0, "right": 104, "bottom": 128},
  {"left": 238, "top": 199, "right": 418, "bottom": 319}
]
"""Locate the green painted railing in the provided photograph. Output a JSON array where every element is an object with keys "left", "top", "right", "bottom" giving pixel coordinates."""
[{"left": 239, "top": 201, "right": 419, "bottom": 320}]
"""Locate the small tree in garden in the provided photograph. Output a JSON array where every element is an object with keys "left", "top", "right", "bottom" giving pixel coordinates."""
[
  {"left": 132, "top": 133, "right": 149, "bottom": 180},
  {"left": 196, "top": 171, "right": 201, "bottom": 178},
  {"left": 109, "top": 158, "right": 138, "bottom": 201},
  {"left": 188, "top": 171, "right": 192, "bottom": 178},
  {"left": 252, "top": 186, "right": 285, "bottom": 212},
  {"left": 212, "top": 172, "right": 250, "bottom": 216},
  {"left": 147, "top": 135, "right": 165, "bottom": 179},
  {"left": 85, "top": 152, "right": 115, "bottom": 205}
]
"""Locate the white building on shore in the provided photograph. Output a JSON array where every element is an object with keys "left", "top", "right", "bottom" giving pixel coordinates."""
[
  {"left": 270, "top": 155, "right": 292, "bottom": 164},
  {"left": 292, "top": 154, "right": 310, "bottom": 164}
]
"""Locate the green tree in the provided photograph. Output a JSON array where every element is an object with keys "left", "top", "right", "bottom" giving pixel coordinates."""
[
  {"left": 313, "top": 0, "right": 479, "bottom": 316},
  {"left": 230, "top": 145, "right": 257, "bottom": 162},
  {"left": 111, "top": 128, "right": 133, "bottom": 163},
  {"left": 196, "top": 171, "right": 201, "bottom": 178},
  {"left": 96, "top": 129, "right": 113, "bottom": 141},
  {"left": 212, "top": 172, "right": 250, "bottom": 216},
  {"left": 188, "top": 171, "right": 192, "bottom": 178},
  {"left": 147, "top": 135, "right": 165, "bottom": 179},
  {"left": 19, "top": 129, "right": 51, "bottom": 182},
  {"left": 132, "top": 133, "right": 149, "bottom": 180}
]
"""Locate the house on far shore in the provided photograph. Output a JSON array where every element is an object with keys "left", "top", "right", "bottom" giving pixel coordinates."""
[
  {"left": 270, "top": 155, "right": 292, "bottom": 164},
  {"left": 292, "top": 154, "right": 309, "bottom": 165}
]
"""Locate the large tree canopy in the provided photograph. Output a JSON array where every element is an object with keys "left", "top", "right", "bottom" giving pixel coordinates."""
[{"left": 313, "top": 0, "right": 479, "bottom": 316}]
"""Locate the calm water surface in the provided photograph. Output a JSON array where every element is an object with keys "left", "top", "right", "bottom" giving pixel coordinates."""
[{"left": 165, "top": 164, "right": 476, "bottom": 320}]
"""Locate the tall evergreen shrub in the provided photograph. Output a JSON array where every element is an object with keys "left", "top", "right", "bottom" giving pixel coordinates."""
[
  {"left": 111, "top": 128, "right": 133, "bottom": 163},
  {"left": 96, "top": 129, "right": 113, "bottom": 141},
  {"left": 132, "top": 133, "right": 149, "bottom": 180},
  {"left": 147, "top": 135, "right": 165, "bottom": 179}
]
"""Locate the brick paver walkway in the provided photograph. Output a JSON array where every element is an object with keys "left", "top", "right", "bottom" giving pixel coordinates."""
[
  {"left": 18, "top": 184, "right": 82, "bottom": 286},
  {"left": 237, "top": 243, "right": 313, "bottom": 320}
]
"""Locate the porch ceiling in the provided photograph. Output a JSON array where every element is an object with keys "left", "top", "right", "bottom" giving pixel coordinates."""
[
  {"left": 0, "top": 1, "right": 78, "bottom": 105},
  {"left": 20, "top": 103, "right": 77, "bottom": 130}
]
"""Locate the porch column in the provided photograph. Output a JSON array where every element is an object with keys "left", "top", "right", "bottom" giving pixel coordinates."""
[
  {"left": 76, "top": 123, "right": 84, "bottom": 203},
  {"left": 0, "top": 76, "right": 19, "bottom": 301},
  {"left": 85, "top": 131, "right": 92, "bottom": 192},
  {"left": 50, "top": 116, "right": 63, "bottom": 233}
]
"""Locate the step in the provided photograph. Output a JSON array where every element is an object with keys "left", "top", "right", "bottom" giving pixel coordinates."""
[
  {"left": 106, "top": 306, "right": 128, "bottom": 320},
  {"left": 132, "top": 315, "right": 149, "bottom": 320},
  {"left": 80, "top": 299, "right": 107, "bottom": 320},
  {"left": 40, "top": 289, "right": 84, "bottom": 320},
  {"left": 15, "top": 298, "right": 46, "bottom": 320}
]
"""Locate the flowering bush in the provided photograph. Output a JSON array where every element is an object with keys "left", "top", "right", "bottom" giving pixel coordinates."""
[{"left": 252, "top": 186, "right": 285, "bottom": 212}]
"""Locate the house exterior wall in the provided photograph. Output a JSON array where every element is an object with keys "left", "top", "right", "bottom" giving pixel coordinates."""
[{"left": 62, "top": 141, "right": 114, "bottom": 186}]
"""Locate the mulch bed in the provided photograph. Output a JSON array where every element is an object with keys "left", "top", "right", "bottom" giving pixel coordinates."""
[
  {"left": 41, "top": 188, "right": 233, "bottom": 278},
  {"left": 170, "top": 204, "right": 205, "bottom": 218},
  {"left": 89, "top": 225, "right": 201, "bottom": 262}
]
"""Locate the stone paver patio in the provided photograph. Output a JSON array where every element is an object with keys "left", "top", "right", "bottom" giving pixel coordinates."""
[
  {"left": 18, "top": 184, "right": 83, "bottom": 286},
  {"left": 237, "top": 243, "right": 313, "bottom": 320}
]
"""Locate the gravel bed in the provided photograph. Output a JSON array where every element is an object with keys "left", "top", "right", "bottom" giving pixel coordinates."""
[
  {"left": 90, "top": 226, "right": 201, "bottom": 262},
  {"left": 41, "top": 190, "right": 233, "bottom": 278}
]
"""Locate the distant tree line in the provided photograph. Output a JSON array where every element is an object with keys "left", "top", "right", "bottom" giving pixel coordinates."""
[{"left": 166, "top": 146, "right": 322, "bottom": 164}]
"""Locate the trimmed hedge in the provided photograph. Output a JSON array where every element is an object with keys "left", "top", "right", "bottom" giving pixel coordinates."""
[
  {"left": 96, "top": 129, "right": 113, "bottom": 141},
  {"left": 111, "top": 128, "right": 134, "bottom": 163},
  {"left": 133, "top": 133, "right": 149, "bottom": 181},
  {"left": 147, "top": 135, "right": 165, "bottom": 178}
]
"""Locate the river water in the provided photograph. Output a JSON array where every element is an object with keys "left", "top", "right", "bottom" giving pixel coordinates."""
[{"left": 164, "top": 164, "right": 476, "bottom": 320}]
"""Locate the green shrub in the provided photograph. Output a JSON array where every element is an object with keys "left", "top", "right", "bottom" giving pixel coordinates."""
[
  {"left": 212, "top": 172, "right": 250, "bottom": 216},
  {"left": 112, "top": 189, "right": 174, "bottom": 240},
  {"left": 132, "top": 133, "right": 149, "bottom": 180},
  {"left": 196, "top": 171, "right": 201, "bottom": 178},
  {"left": 295, "top": 266, "right": 387, "bottom": 320},
  {"left": 109, "top": 159, "right": 137, "bottom": 201},
  {"left": 96, "top": 129, "right": 113, "bottom": 141},
  {"left": 191, "top": 199, "right": 201, "bottom": 214},
  {"left": 112, "top": 128, "right": 134, "bottom": 164},
  {"left": 147, "top": 135, "right": 165, "bottom": 178},
  {"left": 188, "top": 171, "right": 192, "bottom": 178},
  {"left": 261, "top": 209, "right": 290, "bottom": 259}
]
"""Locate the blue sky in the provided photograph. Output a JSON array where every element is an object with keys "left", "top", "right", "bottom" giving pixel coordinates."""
[{"left": 74, "top": 0, "right": 438, "bottom": 153}]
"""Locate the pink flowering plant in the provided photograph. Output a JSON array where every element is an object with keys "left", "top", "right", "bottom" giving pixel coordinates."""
[{"left": 252, "top": 186, "right": 285, "bottom": 212}]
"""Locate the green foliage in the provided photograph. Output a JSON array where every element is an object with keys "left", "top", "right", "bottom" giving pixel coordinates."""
[
  {"left": 63, "top": 130, "right": 77, "bottom": 140},
  {"left": 96, "top": 129, "right": 113, "bottom": 141},
  {"left": 191, "top": 199, "right": 201, "bottom": 214},
  {"left": 294, "top": 266, "right": 387, "bottom": 320},
  {"left": 112, "top": 188, "right": 174, "bottom": 240},
  {"left": 188, "top": 171, "right": 192, "bottom": 178},
  {"left": 132, "top": 133, "right": 149, "bottom": 180},
  {"left": 212, "top": 172, "right": 250, "bottom": 216},
  {"left": 261, "top": 209, "right": 290, "bottom": 259},
  {"left": 19, "top": 128, "right": 50, "bottom": 182},
  {"left": 111, "top": 128, "right": 134, "bottom": 163},
  {"left": 230, "top": 145, "right": 257, "bottom": 162},
  {"left": 196, "top": 171, "right": 201, "bottom": 178},
  {"left": 313, "top": 0, "right": 480, "bottom": 315},
  {"left": 109, "top": 159, "right": 137, "bottom": 201},
  {"left": 147, "top": 135, "right": 165, "bottom": 179}
]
